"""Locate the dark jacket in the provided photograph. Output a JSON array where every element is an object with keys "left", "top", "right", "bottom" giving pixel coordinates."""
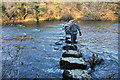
[{"left": 69, "top": 23, "right": 81, "bottom": 36}]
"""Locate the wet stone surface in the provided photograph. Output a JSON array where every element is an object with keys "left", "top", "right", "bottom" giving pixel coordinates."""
[
  {"left": 63, "top": 69, "right": 92, "bottom": 80},
  {"left": 62, "top": 50, "right": 82, "bottom": 58},
  {"left": 55, "top": 41, "right": 63, "bottom": 45},
  {"left": 60, "top": 57, "right": 87, "bottom": 69},
  {"left": 63, "top": 45, "right": 77, "bottom": 50}
]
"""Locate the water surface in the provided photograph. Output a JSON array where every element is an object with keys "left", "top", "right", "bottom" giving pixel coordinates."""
[{"left": 2, "top": 21, "right": 118, "bottom": 78}]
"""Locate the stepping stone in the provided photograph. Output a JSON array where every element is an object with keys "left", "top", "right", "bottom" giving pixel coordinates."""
[
  {"left": 60, "top": 57, "right": 87, "bottom": 69},
  {"left": 62, "top": 50, "right": 82, "bottom": 58},
  {"left": 63, "top": 69, "right": 92, "bottom": 80},
  {"left": 55, "top": 41, "right": 62, "bottom": 45},
  {"left": 63, "top": 45, "right": 77, "bottom": 50},
  {"left": 65, "top": 39, "right": 77, "bottom": 44},
  {"left": 60, "top": 38, "right": 64, "bottom": 41},
  {"left": 65, "top": 39, "right": 71, "bottom": 43},
  {"left": 65, "top": 37, "right": 70, "bottom": 40},
  {"left": 66, "top": 35, "right": 71, "bottom": 38},
  {"left": 54, "top": 47, "right": 59, "bottom": 50}
]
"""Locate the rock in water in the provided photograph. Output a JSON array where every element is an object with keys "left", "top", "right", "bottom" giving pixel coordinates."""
[
  {"left": 66, "top": 35, "right": 71, "bottom": 38},
  {"left": 54, "top": 47, "right": 59, "bottom": 50},
  {"left": 55, "top": 41, "right": 62, "bottom": 45},
  {"left": 62, "top": 50, "right": 82, "bottom": 58},
  {"left": 65, "top": 39, "right": 71, "bottom": 43},
  {"left": 65, "top": 37, "right": 70, "bottom": 40},
  {"left": 63, "top": 69, "right": 92, "bottom": 80},
  {"left": 60, "top": 38, "right": 64, "bottom": 41},
  {"left": 63, "top": 45, "right": 77, "bottom": 50},
  {"left": 88, "top": 54, "right": 104, "bottom": 69},
  {"left": 60, "top": 57, "right": 87, "bottom": 69}
]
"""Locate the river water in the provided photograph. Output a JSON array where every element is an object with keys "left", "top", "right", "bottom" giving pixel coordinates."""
[{"left": 2, "top": 21, "right": 119, "bottom": 79}]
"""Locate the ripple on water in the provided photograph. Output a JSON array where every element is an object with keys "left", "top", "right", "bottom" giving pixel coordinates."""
[
  {"left": 44, "top": 68, "right": 63, "bottom": 73},
  {"left": 92, "top": 70, "right": 112, "bottom": 78},
  {"left": 2, "top": 21, "right": 118, "bottom": 78}
]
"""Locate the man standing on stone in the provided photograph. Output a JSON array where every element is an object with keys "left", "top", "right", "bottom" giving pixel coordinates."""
[{"left": 69, "top": 21, "right": 82, "bottom": 46}]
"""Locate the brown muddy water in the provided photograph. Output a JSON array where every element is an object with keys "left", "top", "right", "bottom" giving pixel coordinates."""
[{"left": 1, "top": 21, "right": 119, "bottom": 79}]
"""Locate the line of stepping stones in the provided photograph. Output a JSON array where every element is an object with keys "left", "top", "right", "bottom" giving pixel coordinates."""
[{"left": 59, "top": 34, "right": 92, "bottom": 79}]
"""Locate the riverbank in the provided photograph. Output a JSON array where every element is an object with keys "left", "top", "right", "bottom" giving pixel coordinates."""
[
  {"left": 1, "top": 18, "right": 119, "bottom": 25},
  {"left": 1, "top": 2, "right": 119, "bottom": 24}
]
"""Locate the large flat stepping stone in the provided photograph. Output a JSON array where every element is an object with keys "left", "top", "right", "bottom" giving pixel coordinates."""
[
  {"left": 65, "top": 39, "right": 77, "bottom": 44},
  {"left": 65, "top": 37, "right": 71, "bottom": 40},
  {"left": 63, "top": 69, "right": 92, "bottom": 80},
  {"left": 60, "top": 57, "right": 87, "bottom": 69},
  {"left": 65, "top": 39, "right": 71, "bottom": 43},
  {"left": 63, "top": 45, "right": 77, "bottom": 50},
  {"left": 62, "top": 50, "right": 82, "bottom": 58}
]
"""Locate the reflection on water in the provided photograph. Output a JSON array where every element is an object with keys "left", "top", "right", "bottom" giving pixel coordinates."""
[{"left": 2, "top": 21, "right": 118, "bottom": 78}]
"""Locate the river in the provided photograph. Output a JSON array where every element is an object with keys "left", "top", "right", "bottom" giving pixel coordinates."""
[{"left": 2, "top": 20, "right": 119, "bottom": 79}]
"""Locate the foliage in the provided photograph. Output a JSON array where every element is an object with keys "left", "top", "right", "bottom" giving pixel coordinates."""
[
  {"left": 2, "top": 5, "right": 6, "bottom": 14},
  {"left": 1, "top": 2, "right": 119, "bottom": 23}
]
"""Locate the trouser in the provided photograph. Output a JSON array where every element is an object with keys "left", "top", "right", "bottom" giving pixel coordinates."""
[
  {"left": 71, "top": 33, "right": 77, "bottom": 44},
  {"left": 65, "top": 26, "right": 70, "bottom": 34}
]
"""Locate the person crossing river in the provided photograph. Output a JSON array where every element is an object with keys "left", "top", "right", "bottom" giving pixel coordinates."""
[{"left": 69, "top": 21, "right": 82, "bottom": 46}]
